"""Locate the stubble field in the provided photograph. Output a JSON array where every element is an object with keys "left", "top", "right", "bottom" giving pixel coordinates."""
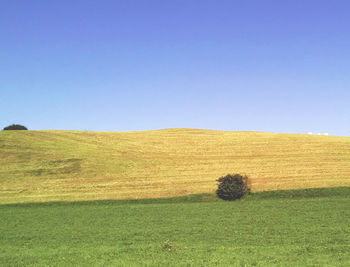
[{"left": 1, "top": 128, "right": 350, "bottom": 204}]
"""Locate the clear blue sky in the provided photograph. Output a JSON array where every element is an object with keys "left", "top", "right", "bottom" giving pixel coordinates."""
[{"left": 1, "top": 0, "right": 349, "bottom": 135}]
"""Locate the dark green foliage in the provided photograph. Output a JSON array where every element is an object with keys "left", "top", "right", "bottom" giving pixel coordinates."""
[
  {"left": 3, "top": 124, "right": 28, "bottom": 130},
  {"left": 216, "top": 173, "right": 250, "bottom": 200}
]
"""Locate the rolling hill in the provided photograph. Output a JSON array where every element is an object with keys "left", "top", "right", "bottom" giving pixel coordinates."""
[{"left": 1, "top": 128, "right": 349, "bottom": 204}]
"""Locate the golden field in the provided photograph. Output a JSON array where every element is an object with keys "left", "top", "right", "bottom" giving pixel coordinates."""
[{"left": 0, "top": 128, "right": 349, "bottom": 204}]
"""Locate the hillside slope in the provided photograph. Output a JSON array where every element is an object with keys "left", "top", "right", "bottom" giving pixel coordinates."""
[{"left": 1, "top": 129, "right": 350, "bottom": 204}]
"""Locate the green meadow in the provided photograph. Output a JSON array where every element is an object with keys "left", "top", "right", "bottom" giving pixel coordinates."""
[{"left": 1, "top": 187, "right": 350, "bottom": 266}]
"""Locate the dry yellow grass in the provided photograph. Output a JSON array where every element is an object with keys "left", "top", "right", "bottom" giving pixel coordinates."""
[{"left": 1, "top": 128, "right": 349, "bottom": 204}]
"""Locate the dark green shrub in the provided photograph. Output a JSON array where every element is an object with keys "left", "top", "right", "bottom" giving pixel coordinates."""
[
  {"left": 216, "top": 174, "right": 250, "bottom": 201},
  {"left": 3, "top": 124, "right": 28, "bottom": 130}
]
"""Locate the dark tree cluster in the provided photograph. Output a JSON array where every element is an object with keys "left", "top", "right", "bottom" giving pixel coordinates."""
[{"left": 2, "top": 124, "right": 28, "bottom": 130}]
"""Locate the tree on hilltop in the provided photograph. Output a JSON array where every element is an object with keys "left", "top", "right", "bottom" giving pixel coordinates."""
[{"left": 3, "top": 124, "right": 28, "bottom": 130}]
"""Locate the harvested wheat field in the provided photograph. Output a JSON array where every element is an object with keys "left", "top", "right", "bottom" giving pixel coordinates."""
[{"left": 1, "top": 128, "right": 349, "bottom": 204}]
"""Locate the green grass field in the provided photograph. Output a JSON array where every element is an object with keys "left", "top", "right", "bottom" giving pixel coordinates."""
[
  {"left": 1, "top": 187, "right": 350, "bottom": 266},
  {"left": 1, "top": 129, "right": 350, "bottom": 204}
]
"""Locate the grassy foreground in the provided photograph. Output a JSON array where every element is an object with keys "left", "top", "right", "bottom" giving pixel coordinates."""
[
  {"left": 1, "top": 187, "right": 350, "bottom": 266},
  {"left": 1, "top": 129, "right": 350, "bottom": 204}
]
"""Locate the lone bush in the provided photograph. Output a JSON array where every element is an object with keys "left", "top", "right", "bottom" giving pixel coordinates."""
[
  {"left": 3, "top": 124, "right": 28, "bottom": 131},
  {"left": 216, "top": 174, "right": 250, "bottom": 201}
]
